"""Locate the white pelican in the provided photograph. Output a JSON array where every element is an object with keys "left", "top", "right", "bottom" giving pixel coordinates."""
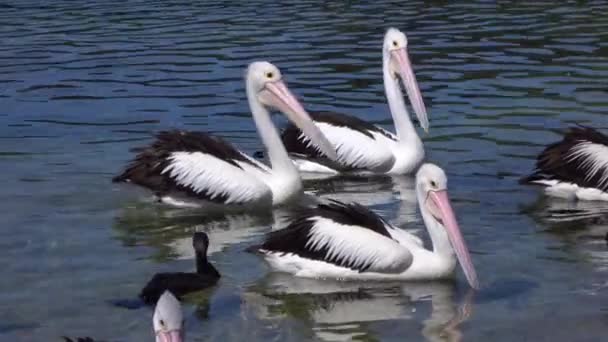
[
  {"left": 521, "top": 126, "right": 608, "bottom": 201},
  {"left": 153, "top": 291, "right": 184, "bottom": 342},
  {"left": 280, "top": 27, "right": 428, "bottom": 175},
  {"left": 113, "top": 61, "right": 337, "bottom": 210},
  {"left": 250, "top": 163, "right": 480, "bottom": 289}
]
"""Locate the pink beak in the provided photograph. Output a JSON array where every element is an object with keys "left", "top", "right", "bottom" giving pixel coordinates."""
[
  {"left": 261, "top": 80, "right": 338, "bottom": 160},
  {"left": 391, "top": 48, "right": 429, "bottom": 132},
  {"left": 157, "top": 330, "right": 182, "bottom": 342},
  {"left": 428, "top": 190, "right": 479, "bottom": 289}
]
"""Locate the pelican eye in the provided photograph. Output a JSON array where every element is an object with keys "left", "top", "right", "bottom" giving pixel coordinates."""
[
  {"left": 159, "top": 319, "right": 165, "bottom": 327},
  {"left": 430, "top": 180, "right": 437, "bottom": 188},
  {"left": 266, "top": 72, "right": 274, "bottom": 79},
  {"left": 392, "top": 41, "right": 398, "bottom": 47}
]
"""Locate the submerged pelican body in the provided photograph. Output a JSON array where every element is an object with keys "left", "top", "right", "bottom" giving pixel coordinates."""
[
  {"left": 281, "top": 28, "right": 429, "bottom": 175},
  {"left": 113, "top": 62, "right": 337, "bottom": 211},
  {"left": 251, "top": 163, "right": 479, "bottom": 289}
]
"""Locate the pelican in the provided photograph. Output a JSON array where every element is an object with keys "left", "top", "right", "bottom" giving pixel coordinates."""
[
  {"left": 113, "top": 61, "right": 337, "bottom": 210},
  {"left": 280, "top": 27, "right": 428, "bottom": 175},
  {"left": 521, "top": 126, "right": 608, "bottom": 201},
  {"left": 250, "top": 163, "right": 479, "bottom": 289},
  {"left": 153, "top": 291, "right": 184, "bottom": 342}
]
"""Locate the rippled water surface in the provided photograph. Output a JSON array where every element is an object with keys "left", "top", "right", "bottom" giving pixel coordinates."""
[{"left": 2, "top": 0, "right": 608, "bottom": 340}]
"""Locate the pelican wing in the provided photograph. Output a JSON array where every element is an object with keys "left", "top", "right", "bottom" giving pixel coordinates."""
[
  {"left": 113, "top": 130, "right": 270, "bottom": 204},
  {"left": 256, "top": 200, "right": 413, "bottom": 273},
  {"left": 162, "top": 151, "right": 270, "bottom": 203},
  {"left": 282, "top": 112, "right": 396, "bottom": 172},
  {"left": 521, "top": 126, "right": 608, "bottom": 192}
]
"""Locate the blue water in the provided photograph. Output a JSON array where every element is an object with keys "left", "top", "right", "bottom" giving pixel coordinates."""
[{"left": 1, "top": 0, "right": 608, "bottom": 341}]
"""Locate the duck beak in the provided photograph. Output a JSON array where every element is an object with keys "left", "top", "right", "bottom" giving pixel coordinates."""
[
  {"left": 427, "top": 190, "right": 479, "bottom": 289},
  {"left": 391, "top": 48, "right": 429, "bottom": 132},
  {"left": 259, "top": 80, "right": 337, "bottom": 160}
]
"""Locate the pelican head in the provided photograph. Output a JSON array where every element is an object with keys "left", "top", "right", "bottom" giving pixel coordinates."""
[
  {"left": 416, "top": 163, "right": 479, "bottom": 289},
  {"left": 153, "top": 291, "right": 184, "bottom": 342},
  {"left": 384, "top": 28, "right": 429, "bottom": 132},
  {"left": 246, "top": 61, "right": 337, "bottom": 160}
]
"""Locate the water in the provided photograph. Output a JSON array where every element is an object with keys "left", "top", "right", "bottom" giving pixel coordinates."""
[{"left": 1, "top": 0, "right": 608, "bottom": 340}]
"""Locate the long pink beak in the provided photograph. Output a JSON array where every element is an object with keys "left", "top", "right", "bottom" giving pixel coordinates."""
[
  {"left": 391, "top": 48, "right": 429, "bottom": 132},
  {"left": 429, "top": 190, "right": 479, "bottom": 289},
  {"left": 157, "top": 330, "right": 182, "bottom": 342},
  {"left": 261, "top": 81, "right": 338, "bottom": 160}
]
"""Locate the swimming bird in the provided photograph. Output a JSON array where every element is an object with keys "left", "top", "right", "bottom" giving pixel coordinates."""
[
  {"left": 63, "top": 291, "right": 183, "bottom": 342},
  {"left": 520, "top": 126, "right": 608, "bottom": 201},
  {"left": 153, "top": 291, "right": 184, "bottom": 342},
  {"left": 249, "top": 163, "right": 479, "bottom": 289},
  {"left": 140, "top": 232, "right": 220, "bottom": 304},
  {"left": 113, "top": 61, "right": 337, "bottom": 210},
  {"left": 280, "top": 27, "right": 428, "bottom": 175}
]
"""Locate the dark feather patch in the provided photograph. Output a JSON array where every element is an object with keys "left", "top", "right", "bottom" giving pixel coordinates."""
[
  {"left": 520, "top": 126, "right": 608, "bottom": 192},
  {"left": 113, "top": 130, "right": 261, "bottom": 202},
  {"left": 62, "top": 337, "right": 101, "bottom": 342},
  {"left": 139, "top": 272, "right": 219, "bottom": 304},
  {"left": 251, "top": 200, "right": 393, "bottom": 272},
  {"left": 281, "top": 111, "right": 394, "bottom": 171}
]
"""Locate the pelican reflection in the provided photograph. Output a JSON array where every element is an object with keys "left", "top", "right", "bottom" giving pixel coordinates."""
[{"left": 244, "top": 273, "right": 473, "bottom": 341}]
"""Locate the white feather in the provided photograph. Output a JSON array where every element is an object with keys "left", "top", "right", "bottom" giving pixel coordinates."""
[
  {"left": 567, "top": 141, "right": 608, "bottom": 188},
  {"left": 306, "top": 217, "right": 412, "bottom": 273},
  {"left": 387, "top": 226, "right": 424, "bottom": 248},
  {"left": 162, "top": 151, "right": 272, "bottom": 204},
  {"left": 374, "top": 132, "right": 425, "bottom": 175},
  {"left": 298, "top": 123, "right": 395, "bottom": 172},
  {"left": 293, "top": 158, "right": 340, "bottom": 174},
  {"left": 537, "top": 180, "right": 608, "bottom": 201}
]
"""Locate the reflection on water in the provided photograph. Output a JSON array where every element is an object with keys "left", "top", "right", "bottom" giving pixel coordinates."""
[
  {"left": 245, "top": 274, "right": 473, "bottom": 342},
  {"left": 522, "top": 196, "right": 608, "bottom": 274},
  {"left": 113, "top": 200, "right": 276, "bottom": 259}
]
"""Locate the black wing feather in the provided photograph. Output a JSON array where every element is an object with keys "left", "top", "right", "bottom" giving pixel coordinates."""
[
  {"left": 62, "top": 337, "right": 101, "bottom": 342},
  {"left": 521, "top": 126, "right": 608, "bottom": 191},
  {"left": 139, "top": 272, "right": 219, "bottom": 304}
]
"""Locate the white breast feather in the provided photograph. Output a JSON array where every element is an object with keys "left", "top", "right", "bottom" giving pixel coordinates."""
[
  {"left": 299, "top": 123, "right": 395, "bottom": 171},
  {"left": 567, "top": 141, "right": 608, "bottom": 188},
  {"left": 162, "top": 151, "right": 271, "bottom": 204},
  {"left": 305, "top": 217, "right": 413, "bottom": 273}
]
